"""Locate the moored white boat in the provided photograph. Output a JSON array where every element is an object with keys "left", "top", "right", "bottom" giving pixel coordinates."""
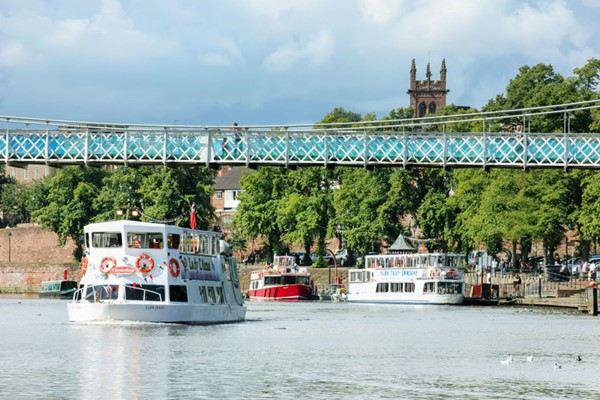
[
  {"left": 347, "top": 253, "right": 465, "bottom": 305},
  {"left": 248, "top": 255, "right": 315, "bottom": 301},
  {"left": 67, "top": 220, "right": 246, "bottom": 324}
]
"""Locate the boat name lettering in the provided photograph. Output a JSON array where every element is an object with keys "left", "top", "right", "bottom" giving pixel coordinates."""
[
  {"left": 145, "top": 305, "right": 165, "bottom": 310},
  {"left": 380, "top": 270, "right": 417, "bottom": 277}
]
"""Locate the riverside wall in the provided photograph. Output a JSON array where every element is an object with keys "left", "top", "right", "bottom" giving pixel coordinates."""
[{"left": 0, "top": 263, "right": 81, "bottom": 293}]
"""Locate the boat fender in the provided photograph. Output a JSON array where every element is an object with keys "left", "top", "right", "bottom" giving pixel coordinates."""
[
  {"left": 136, "top": 253, "right": 155, "bottom": 274},
  {"left": 169, "top": 258, "right": 181, "bottom": 278},
  {"left": 81, "top": 257, "right": 89, "bottom": 275},
  {"left": 99, "top": 256, "right": 117, "bottom": 274}
]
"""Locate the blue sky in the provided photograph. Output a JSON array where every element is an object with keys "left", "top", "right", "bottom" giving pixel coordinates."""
[{"left": 0, "top": 0, "right": 598, "bottom": 126}]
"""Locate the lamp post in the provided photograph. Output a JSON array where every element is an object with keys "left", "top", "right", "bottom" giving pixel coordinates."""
[{"left": 7, "top": 231, "right": 12, "bottom": 263}]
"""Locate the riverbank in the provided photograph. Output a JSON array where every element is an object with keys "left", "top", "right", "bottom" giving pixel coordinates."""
[{"left": 2, "top": 263, "right": 598, "bottom": 314}]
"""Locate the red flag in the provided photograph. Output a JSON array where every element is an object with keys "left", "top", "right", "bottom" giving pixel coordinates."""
[{"left": 190, "top": 202, "right": 197, "bottom": 229}]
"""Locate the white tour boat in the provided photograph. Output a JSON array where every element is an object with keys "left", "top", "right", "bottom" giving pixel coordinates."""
[
  {"left": 67, "top": 220, "right": 246, "bottom": 324},
  {"left": 347, "top": 253, "right": 465, "bottom": 305}
]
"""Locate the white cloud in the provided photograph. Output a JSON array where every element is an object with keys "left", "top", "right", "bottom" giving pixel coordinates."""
[
  {"left": 46, "top": 18, "right": 90, "bottom": 47},
  {"left": 0, "top": 42, "right": 27, "bottom": 67},
  {"left": 262, "top": 30, "right": 334, "bottom": 72},
  {"left": 360, "top": 0, "right": 405, "bottom": 24}
]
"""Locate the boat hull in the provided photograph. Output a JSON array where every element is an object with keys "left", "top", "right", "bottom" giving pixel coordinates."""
[
  {"left": 67, "top": 302, "right": 246, "bottom": 324},
  {"left": 248, "top": 284, "right": 313, "bottom": 301},
  {"left": 347, "top": 294, "right": 464, "bottom": 305}
]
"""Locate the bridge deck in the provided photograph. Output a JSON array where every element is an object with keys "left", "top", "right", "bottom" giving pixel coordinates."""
[{"left": 2, "top": 129, "right": 600, "bottom": 169}]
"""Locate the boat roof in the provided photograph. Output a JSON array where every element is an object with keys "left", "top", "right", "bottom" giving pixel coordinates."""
[{"left": 84, "top": 220, "right": 221, "bottom": 236}]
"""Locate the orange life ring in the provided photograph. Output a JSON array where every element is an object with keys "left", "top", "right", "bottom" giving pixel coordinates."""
[
  {"left": 99, "top": 256, "right": 116, "bottom": 274},
  {"left": 429, "top": 269, "right": 435, "bottom": 279},
  {"left": 447, "top": 268, "right": 457, "bottom": 278},
  {"left": 136, "top": 253, "right": 155, "bottom": 274},
  {"left": 81, "top": 257, "right": 89, "bottom": 275},
  {"left": 169, "top": 258, "right": 181, "bottom": 278}
]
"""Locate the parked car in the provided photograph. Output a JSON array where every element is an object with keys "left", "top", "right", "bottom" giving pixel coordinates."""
[
  {"left": 334, "top": 249, "right": 357, "bottom": 266},
  {"left": 290, "top": 251, "right": 310, "bottom": 266},
  {"left": 467, "top": 250, "right": 488, "bottom": 267},
  {"left": 310, "top": 252, "right": 334, "bottom": 265}
]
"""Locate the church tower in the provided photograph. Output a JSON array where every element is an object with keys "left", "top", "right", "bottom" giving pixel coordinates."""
[{"left": 407, "top": 59, "right": 449, "bottom": 118}]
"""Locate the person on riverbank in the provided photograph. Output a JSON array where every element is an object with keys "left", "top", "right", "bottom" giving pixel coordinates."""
[{"left": 513, "top": 274, "right": 522, "bottom": 296}]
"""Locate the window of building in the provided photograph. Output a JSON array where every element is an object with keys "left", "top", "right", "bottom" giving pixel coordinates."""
[
  {"left": 23, "top": 167, "right": 29, "bottom": 181},
  {"left": 429, "top": 102, "right": 437, "bottom": 114},
  {"left": 11, "top": 168, "right": 16, "bottom": 178},
  {"left": 215, "top": 191, "right": 223, "bottom": 199},
  {"left": 45, "top": 167, "right": 51, "bottom": 177},
  {"left": 418, "top": 102, "right": 427, "bottom": 118}
]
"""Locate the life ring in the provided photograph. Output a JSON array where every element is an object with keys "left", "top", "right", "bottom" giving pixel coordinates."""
[
  {"left": 169, "top": 258, "right": 181, "bottom": 278},
  {"left": 429, "top": 269, "right": 435, "bottom": 279},
  {"left": 447, "top": 268, "right": 457, "bottom": 278},
  {"left": 81, "top": 257, "right": 89, "bottom": 275},
  {"left": 136, "top": 253, "right": 155, "bottom": 274},
  {"left": 99, "top": 256, "right": 117, "bottom": 274}
]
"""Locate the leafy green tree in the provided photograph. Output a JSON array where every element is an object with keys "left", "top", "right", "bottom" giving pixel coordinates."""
[
  {"left": 33, "top": 166, "right": 108, "bottom": 259},
  {"left": 234, "top": 167, "right": 289, "bottom": 262},
  {"left": 94, "top": 166, "right": 215, "bottom": 228}
]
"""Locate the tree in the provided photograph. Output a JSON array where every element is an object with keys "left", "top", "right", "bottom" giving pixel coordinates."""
[
  {"left": 234, "top": 167, "right": 290, "bottom": 262},
  {"left": 33, "top": 166, "right": 108, "bottom": 259}
]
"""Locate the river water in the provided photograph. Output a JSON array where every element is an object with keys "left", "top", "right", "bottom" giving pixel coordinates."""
[{"left": 1, "top": 297, "right": 599, "bottom": 400}]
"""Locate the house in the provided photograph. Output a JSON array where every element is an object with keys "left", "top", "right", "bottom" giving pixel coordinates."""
[{"left": 211, "top": 166, "right": 248, "bottom": 232}]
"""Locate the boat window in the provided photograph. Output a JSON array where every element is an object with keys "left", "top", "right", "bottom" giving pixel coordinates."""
[
  {"left": 85, "top": 233, "right": 90, "bottom": 249},
  {"left": 282, "top": 276, "right": 296, "bottom": 285},
  {"left": 405, "top": 283, "right": 415, "bottom": 293},
  {"left": 92, "top": 232, "right": 123, "bottom": 248},
  {"left": 125, "top": 284, "right": 165, "bottom": 301},
  {"left": 167, "top": 234, "right": 180, "bottom": 250},
  {"left": 200, "top": 286, "right": 208, "bottom": 303},
  {"left": 296, "top": 276, "right": 310, "bottom": 285},
  {"left": 437, "top": 282, "right": 462, "bottom": 295},
  {"left": 84, "top": 285, "right": 120, "bottom": 300},
  {"left": 215, "top": 287, "right": 225, "bottom": 303},
  {"left": 376, "top": 282, "right": 389, "bottom": 293},
  {"left": 127, "top": 232, "right": 163, "bottom": 249},
  {"left": 390, "top": 282, "right": 401, "bottom": 292},
  {"left": 169, "top": 285, "right": 188, "bottom": 302},
  {"left": 423, "top": 282, "right": 434, "bottom": 294},
  {"left": 264, "top": 276, "right": 282, "bottom": 286},
  {"left": 207, "top": 287, "right": 216, "bottom": 304}
]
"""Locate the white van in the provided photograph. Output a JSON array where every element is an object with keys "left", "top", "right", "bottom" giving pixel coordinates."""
[{"left": 468, "top": 250, "right": 488, "bottom": 267}]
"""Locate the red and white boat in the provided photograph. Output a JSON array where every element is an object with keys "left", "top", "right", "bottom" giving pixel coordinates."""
[{"left": 248, "top": 255, "right": 315, "bottom": 301}]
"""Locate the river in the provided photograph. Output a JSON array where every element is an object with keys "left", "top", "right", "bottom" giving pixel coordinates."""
[{"left": 1, "top": 297, "right": 599, "bottom": 399}]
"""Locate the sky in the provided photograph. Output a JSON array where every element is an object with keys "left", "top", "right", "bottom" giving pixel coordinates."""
[{"left": 0, "top": 0, "right": 599, "bottom": 127}]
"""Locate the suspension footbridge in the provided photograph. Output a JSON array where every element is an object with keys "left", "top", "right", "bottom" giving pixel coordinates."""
[{"left": 2, "top": 100, "right": 599, "bottom": 169}]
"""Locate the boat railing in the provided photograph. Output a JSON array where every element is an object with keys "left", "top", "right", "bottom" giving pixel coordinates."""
[
  {"left": 72, "top": 285, "right": 163, "bottom": 303},
  {"left": 127, "top": 286, "right": 164, "bottom": 302}
]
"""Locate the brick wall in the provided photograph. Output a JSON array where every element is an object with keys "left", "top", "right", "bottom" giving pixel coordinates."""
[
  {"left": 0, "top": 263, "right": 81, "bottom": 293},
  {"left": 0, "top": 224, "right": 76, "bottom": 264}
]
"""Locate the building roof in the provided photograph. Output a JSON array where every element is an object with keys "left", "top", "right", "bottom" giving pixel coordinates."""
[
  {"left": 213, "top": 167, "right": 249, "bottom": 190},
  {"left": 388, "top": 234, "right": 417, "bottom": 253}
]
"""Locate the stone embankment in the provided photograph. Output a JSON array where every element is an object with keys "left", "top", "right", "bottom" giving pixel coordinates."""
[{"left": 0, "top": 263, "right": 80, "bottom": 293}]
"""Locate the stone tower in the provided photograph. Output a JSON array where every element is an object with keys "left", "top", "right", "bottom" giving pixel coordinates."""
[{"left": 407, "top": 59, "right": 449, "bottom": 118}]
